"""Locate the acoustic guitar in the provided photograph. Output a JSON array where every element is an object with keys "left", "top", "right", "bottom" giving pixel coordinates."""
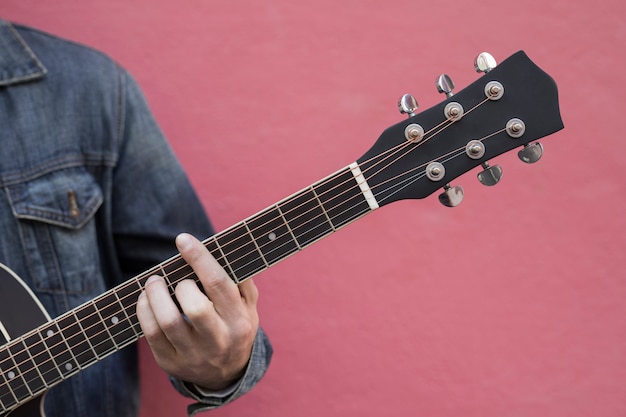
[{"left": 0, "top": 50, "right": 563, "bottom": 416}]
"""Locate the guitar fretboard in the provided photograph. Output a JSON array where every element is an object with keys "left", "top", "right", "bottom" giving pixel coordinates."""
[{"left": 0, "top": 162, "right": 377, "bottom": 413}]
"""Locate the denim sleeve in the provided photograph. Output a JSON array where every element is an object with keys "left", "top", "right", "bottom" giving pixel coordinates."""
[{"left": 111, "top": 68, "right": 272, "bottom": 413}]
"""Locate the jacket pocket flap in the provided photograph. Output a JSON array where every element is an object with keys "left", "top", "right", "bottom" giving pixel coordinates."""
[{"left": 7, "top": 166, "right": 103, "bottom": 229}]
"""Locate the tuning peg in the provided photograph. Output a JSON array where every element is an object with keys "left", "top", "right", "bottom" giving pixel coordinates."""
[
  {"left": 518, "top": 142, "right": 544, "bottom": 164},
  {"left": 438, "top": 184, "right": 464, "bottom": 207},
  {"left": 477, "top": 162, "right": 503, "bottom": 186},
  {"left": 474, "top": 52, "right": 497, "bottom": 74},
  {"left": 436, "top": 74, "right": 455, "bottom": 97},
  {"left": 398, "top": 94, "right": 418, "bottom": 117}
]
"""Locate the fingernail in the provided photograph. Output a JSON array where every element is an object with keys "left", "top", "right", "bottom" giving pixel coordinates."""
[
  {"left": 145, "top": 275, "right": 162, "bottom": 286},
  {"left": 176, "top": 233, "right": 193, "bottom": 251}
]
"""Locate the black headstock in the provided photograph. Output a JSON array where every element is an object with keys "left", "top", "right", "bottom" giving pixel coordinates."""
[{"left": 357, "top": 51, "right": 563, "bottom": 207}]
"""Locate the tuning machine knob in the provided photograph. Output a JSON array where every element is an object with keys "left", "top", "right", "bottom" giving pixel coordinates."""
[
  {"left": 474, "top": 52, "right": 497, "bottom": 73},
  {"left": 425, "top": 163, "right": 464, "bottom": 207},
  {"left": 439, "top": 184, "right": 464, "bottom": 207},
  {"left": 398, "top": 94, "right": 418, "bottom": 117},
  {"left": 477, "top": 162, "right": 503, "bottom": 186},
  {"left": 518, "top": 142, "right": 544, "bottom": 163},
  {"left": 436, "top": 74, "right": 455, "bottom": 97}
]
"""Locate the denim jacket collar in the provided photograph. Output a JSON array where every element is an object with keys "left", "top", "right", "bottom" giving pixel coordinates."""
[{"left": 0, "top": 20, "right": 47, "bottom": 86}]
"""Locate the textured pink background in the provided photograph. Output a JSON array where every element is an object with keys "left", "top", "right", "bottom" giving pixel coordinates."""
[{"left": 2, "top": 1, "right": 625, "bottom": 416}]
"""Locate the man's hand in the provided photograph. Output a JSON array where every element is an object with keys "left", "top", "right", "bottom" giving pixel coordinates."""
[{"left": 137, "top": 233, "right": 259, "bottom": 391}]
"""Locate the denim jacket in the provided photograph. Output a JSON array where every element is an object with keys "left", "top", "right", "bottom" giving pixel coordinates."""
[{"left": 0, "top": 20, "right": 271, "bottom": 417}]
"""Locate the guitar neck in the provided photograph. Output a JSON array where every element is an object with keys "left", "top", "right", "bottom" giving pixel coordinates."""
[
  {"left": 204, "top": 162, "right": 378, "bottom": 283},
  {"left": 0, "top": 162, "right": 378, "bottom": 412}
]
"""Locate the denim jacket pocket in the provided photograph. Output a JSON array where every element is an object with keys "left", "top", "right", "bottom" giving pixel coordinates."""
[{"left": 6, "top": 165, "right": 105, "bottom": 295}]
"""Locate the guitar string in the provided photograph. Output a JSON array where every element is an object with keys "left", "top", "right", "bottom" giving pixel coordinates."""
[
  {"left": 0, "top": 100, "right": 494, "bottom": 408},
  {"left": 372, "top": 126, "right": 505, "bottom": 197},
  {"left": 99, "top": 95, "right": 485, "bottom": 299},
  {"left": 0, "top": 97, "right": 497, "bottom": 407},
  {"left": 190, "top": 106, "right": 471, "bottom": 275},
  {"left": 2, "top": 139, "right": 501, "bottom": 411},
  {"left": 199, "top": 98, "right": 488, "bottom": 273},
  {"left": 0, "top": 98, "right": 494, "bottom": 407},
  {"left": 186, "top": 98, "right": 492, "bottom": 278},
  {"left": 0, "top": 128, "right": 432, "bottom": 407}
]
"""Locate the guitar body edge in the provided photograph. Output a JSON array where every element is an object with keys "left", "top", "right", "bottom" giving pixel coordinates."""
[{"left": 0, "top": 263, "right": 50, "bottom": 417}]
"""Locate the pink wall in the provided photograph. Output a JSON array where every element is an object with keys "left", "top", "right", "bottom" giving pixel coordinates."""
[{"left": 2, "top": 1, "right": 625, "bottom": 416}]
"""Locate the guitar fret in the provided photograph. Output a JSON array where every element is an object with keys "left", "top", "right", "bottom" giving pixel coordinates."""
[
  {"left": 160, "top": 258, "right": 192, "bottom": 311},
  {"left": 0, "top": 369, "right": 11, "bottom": 412},
  {"left": 13, "top": 339, "right": 46, "bottom": 394},
  {"left": 95, "top": 291, "right": 139, "bottom": 348},
  {"left": 47, "top": 334, "right": 77, "bottom": 379},
  {"left": 73, "top": 311, "right": 99, "bottom": 360},
  {"left": 276, "top": 204, "right": 301, "bottom": 250},
  {"left": 58, "top": 314, "right": 97, "bottom": 369},
  {"left": 0, "top": 345, "right": 20, "bottom": 408},
  {"left": 316, "top": 167, "right": 371, "bottom": 229},
  {"left": 247, "top": 206, "right": 299, "bottom": 265},
  {"left": 280, "top": 188, "right": 333, "bottom": 248},
  {"left": 111, "top": 279, "right": 143, "bottom": 338},
  {"left": 309, "top": 186, "right": 336, "bottom": 231},
  {"left": 216, "top": 223, "right": 266, "bottom": 282},
  {"left": 243, "top": 220, "right": 269, "bottom": 268},
  {"left": 0, "top": 375, "right": 10, "bottom": 411},
  {"left": 23, "top": 332, "right": 62, "bottom": 388},
  {"left": 0, "top": 343, "right": 31, "bottom": 402},
  {"left": 205, "top": 238, "right": 237, "bottom": 283},
  {"left": 159, "top": 263, "right": 181, "bottom": 300},
  {"left": 75, "top": 302, "right": 117, "bottom": 358},
  {"left": 94, "top": 307, "right": 118, "bottom": 350},
  {"left": 39, "top": 322, "right": 75, "bottom": 379}
]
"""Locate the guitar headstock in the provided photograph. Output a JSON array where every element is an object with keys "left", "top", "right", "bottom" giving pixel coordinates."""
[{"left": 357, "top": 51, "right": 563, "bottom": 207}]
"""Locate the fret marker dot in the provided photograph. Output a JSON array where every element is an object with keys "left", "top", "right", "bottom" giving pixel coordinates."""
[
  {"left": 46, "top": 330, "right": 54, "bottom": 337},
  {"left": 65, "top": 363, "right": 73, "bottom": 371},
  {"left": 111, "top": 316, "right": 119, "bottom": 325},
  {"left": 7, "top": 371, "right": 15, "bottom": 379},
  {"left": 268, "top": 232, "right": 277, "bottom": 241}
]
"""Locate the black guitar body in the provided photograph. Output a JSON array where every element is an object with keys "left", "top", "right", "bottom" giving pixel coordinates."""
[{"left": 0, "top": 264, "right": 49, "bottom": 417}]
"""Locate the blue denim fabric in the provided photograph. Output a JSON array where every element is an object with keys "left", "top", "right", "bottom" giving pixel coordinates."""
[{"left": 0, "top": 20, "right": 271, "bottom": 417}]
